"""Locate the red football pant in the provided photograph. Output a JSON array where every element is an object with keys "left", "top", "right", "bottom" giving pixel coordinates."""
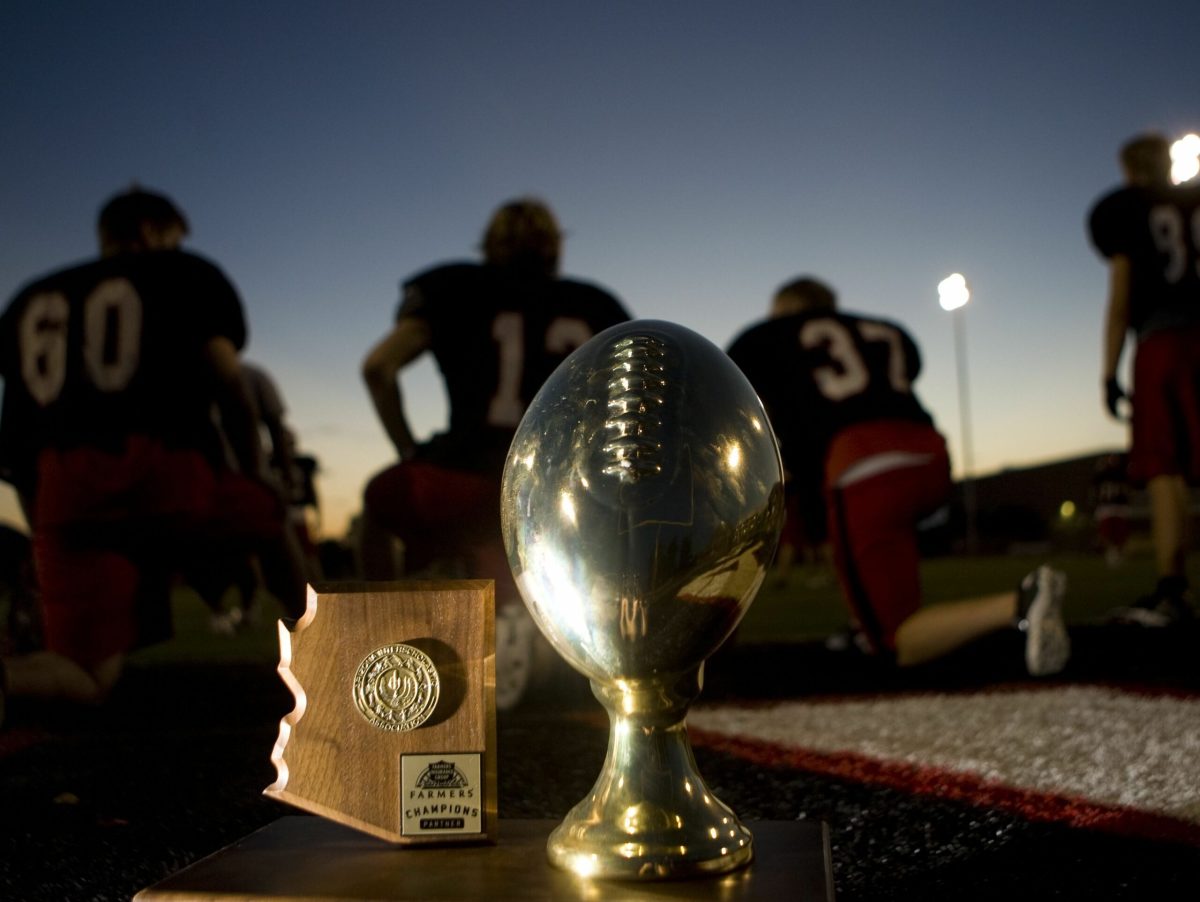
[
  {"left": 364, "top": 460, "right": 516, "bottom": 603},
  {"left": 1129, "top": 326, "right": 1200, "bottom": 485},
  {"left": 825, "top": 422, "right": 951, "bottom": 655},
  {"left": 35, "top": 437, "right": 283, "bottom": 670}
]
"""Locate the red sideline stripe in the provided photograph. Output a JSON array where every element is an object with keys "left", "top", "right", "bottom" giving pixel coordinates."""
[
  {"left": 690, "top": 727, "right": 1200, "bottom": 847},
  {"left": 1087, "top": 680, "right": 1200, "bottom": 701}
]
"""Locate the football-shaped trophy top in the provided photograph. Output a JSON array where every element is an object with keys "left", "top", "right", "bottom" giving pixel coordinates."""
[{"left": 501, "top": 318, "right": 784, "bottom": 686}]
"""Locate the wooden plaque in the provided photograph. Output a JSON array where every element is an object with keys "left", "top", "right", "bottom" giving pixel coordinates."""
[{"left": 264, "top": 581, "right": 497, "bottom": 844}]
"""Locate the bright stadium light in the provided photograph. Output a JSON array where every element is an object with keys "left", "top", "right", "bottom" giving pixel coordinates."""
[
  {"left": 1170, "top": 133, "right": 1200, "bottom": 185},
  {"left": 938, "top": 273, "right": 970, "bottom": 311},
  {"left": 939, "top": 273, "right": 976, "bottom": 553}
]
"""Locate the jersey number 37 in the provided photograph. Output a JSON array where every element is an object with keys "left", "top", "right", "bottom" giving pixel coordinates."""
[{"left": 799, "top": 318, "right": 910, "bottom": 402}]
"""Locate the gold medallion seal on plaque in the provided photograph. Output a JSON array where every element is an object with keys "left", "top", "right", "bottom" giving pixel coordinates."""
[
  {"left": 352, "top": 643, "right": 440, "bottom": 732},
  {"left": 265, "top": 581, "right": 497, "bottom": 844}
]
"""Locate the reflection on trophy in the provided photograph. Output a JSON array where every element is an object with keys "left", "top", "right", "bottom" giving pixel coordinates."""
[{"left": 501, "top": 320, "right": 785, "bottom": 880}]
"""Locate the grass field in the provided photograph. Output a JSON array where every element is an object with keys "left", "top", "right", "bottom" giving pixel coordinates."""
[
  {"left": 131, "top": 546, "right": 1184, "bottom": 666},
  {"left": 738, "top": 548, "right": 1176, "bottom": 644}
]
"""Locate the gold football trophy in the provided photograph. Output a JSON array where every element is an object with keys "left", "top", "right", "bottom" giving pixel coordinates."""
[{"left": 501, "top": 320, "right": 784, "bottom": 879}]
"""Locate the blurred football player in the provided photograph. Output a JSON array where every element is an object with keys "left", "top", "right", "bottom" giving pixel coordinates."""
[
  {"left": 0, "top": 187, "right": 299, "bottom": 713},
  {"left": 1091, "top": 453, "right": 1132, "bottom": 568},
  {"left": 753, "top": 287, "right": 834, "bottom": 591},
  {"left": 1089, "top": 133, "right": 1200, "bottom": 625},
  {"left": 728, "top": 276, "right": 1069, "bottom": 675},
  {"left": 360, "top": 198, "right": 630, "bottom": 705},
  {"left": 201, "top": 359, "right": 322, "bottom": 633}
]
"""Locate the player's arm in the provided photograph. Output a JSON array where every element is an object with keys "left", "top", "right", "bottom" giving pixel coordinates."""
[
  {"left": 264, "top": 417, "right": 299, "bottom": 498},
  {"left": 1101, "top": 255, "right": 1132, "bottom": 419},
  {"left": 206, "top": 336, "right": 268, "bottom": 480},
  {"left": 361, "top": 317, "right": 431, "bottom": 461},
  {"left": 254, "top": 371, "right": 300, "bottom": 496}
]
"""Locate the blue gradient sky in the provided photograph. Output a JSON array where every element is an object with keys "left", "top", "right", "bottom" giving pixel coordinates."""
[{"left": 2, "top": 1, "right": 1196, "bottom": 537}]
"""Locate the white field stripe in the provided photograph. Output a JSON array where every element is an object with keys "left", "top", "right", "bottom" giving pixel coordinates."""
[{"left": 691, "top": 687, "right": 1200, "bottom": 824}]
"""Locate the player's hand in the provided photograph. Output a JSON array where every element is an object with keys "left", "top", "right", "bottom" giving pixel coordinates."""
[{"left": 1104, "top": 376, "right": 1128, "bottom": 421}]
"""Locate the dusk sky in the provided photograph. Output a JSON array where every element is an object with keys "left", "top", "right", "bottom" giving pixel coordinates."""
[{"left": 2, "top": 1, "right": 1197, "bottom": 539}]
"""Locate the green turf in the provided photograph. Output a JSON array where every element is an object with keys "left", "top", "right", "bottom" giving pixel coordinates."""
[
  {"left": 736, "top": 548, "right": 1183, "bottom": 643},
  {"left": 126, "top": 548, "right": 1185, "bottom": 664},
  {"left": 130, "top": 587, "right": 289, "bottom": 665}
]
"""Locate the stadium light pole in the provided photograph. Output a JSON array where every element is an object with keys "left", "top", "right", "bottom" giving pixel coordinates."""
[{"left": 938, "top": 273, "right": 978, "bottom": 555}]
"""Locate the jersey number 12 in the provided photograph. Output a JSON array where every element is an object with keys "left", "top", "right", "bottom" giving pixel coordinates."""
[{"left": 487, "top": 312, "right": 593, "bottom": 427}]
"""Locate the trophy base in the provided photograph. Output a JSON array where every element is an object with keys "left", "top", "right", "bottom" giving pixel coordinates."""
[
  {"left": 551, "top": 675, "right": 756, "bottom": 880},
  {"left": 548, "top": 818, "right": 753, "bottom": 880},
  {"left": 134, "top": 815, "right": 834, "bottom": 900}
]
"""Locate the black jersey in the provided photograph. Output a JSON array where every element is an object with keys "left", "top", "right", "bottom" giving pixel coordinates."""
[
  {"left": 727, "top": 310, "right": 934, "bottom": 481},
  {"left": 0, "top": 250, "right": 246, "bottom": 489},
  {"left": 397, "top": 262, "right": 630, "bottom": 470},
  {"left": 1088, "top": 182, "right": 1200, "bottom": 336}
]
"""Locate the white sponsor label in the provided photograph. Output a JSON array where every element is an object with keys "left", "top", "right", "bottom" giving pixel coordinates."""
[{"left": 400, "top": 753, "right": 483, "bottom": 836}]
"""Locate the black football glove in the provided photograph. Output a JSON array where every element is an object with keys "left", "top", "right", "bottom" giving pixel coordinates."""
[{"left": 1104, "top": 376, "right": 1128, "bottom": 420}]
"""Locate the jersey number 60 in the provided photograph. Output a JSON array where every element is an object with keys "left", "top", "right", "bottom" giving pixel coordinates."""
[{"left": 18, "top": 278, "right": 143, "bottom": 406}]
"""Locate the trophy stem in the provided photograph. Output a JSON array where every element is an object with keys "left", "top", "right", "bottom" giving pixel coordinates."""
[{"left": 546, "top": 670, "right": 753, "bottom": 880}]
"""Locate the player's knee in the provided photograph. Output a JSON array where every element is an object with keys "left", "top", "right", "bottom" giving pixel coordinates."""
[{"left": 363, "top": 466, "right": 406, "bottom": 521}]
